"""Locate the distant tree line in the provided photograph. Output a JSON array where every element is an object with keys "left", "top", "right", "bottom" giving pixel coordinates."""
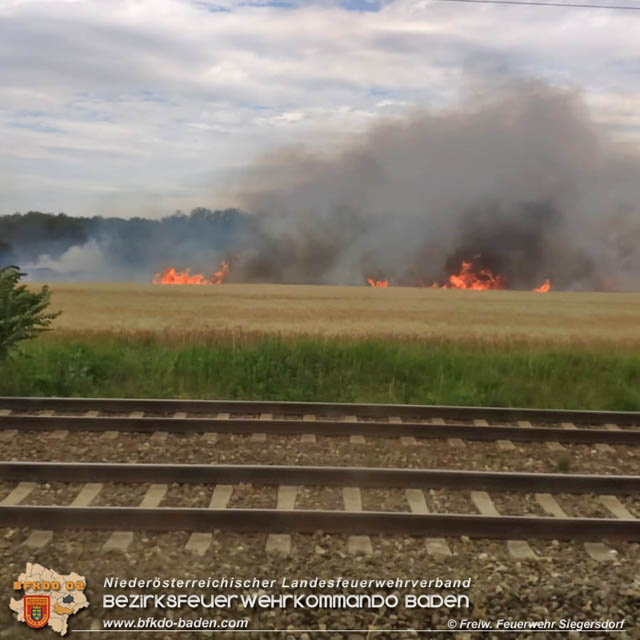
[{"left": 0, "top": 208, "right": 250, "bottom": 276}]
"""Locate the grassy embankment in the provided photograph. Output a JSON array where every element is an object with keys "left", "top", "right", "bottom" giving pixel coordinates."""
[{"left": 2, "top": 283, "right": 640, "bottom": 409}]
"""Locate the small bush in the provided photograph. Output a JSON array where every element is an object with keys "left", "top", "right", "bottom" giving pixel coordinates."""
[{"left": 0, "top": 266, "right": 61, "bottom": 359}]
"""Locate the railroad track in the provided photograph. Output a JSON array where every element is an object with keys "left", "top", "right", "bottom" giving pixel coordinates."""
[
  {"left": 1, "top": 462, "right": 638, "bottom": 561},
  {"left": 4, "top": 395, "right": 640, "bottom": 423},
  {"left": 1, "top": 396, "right": 639, "bottom": 445},
  {"left": 1, "top": 397, "right": 638, "bottom": 561}
]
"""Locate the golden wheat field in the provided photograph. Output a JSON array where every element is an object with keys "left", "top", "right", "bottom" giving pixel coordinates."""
[{"left": 30, "top": 282, "right": 640, "bottom": 345}]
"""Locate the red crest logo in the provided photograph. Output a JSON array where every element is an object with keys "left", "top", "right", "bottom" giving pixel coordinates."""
[{"left": 24, "top": 595, "right": 50, "bottom": 629}]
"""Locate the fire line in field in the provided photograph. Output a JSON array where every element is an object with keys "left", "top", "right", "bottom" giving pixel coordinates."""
[
  {"left": 366, "top": 258, "right": 551, "bottom": 292},
  {"left": 153, "top": 260, "right": 229, "bottom": 285},
  {"left": 533, "top": 278, "right": 551, "bottom": 293},
  {"left": 437, "top": 260, "right": 505, "bottom": 291},
  {"left": 152, "top": 256, "right": 550, "bottom": 290},
  {"left": 367, "top": 278, "right": 389, "bottom": 288}
]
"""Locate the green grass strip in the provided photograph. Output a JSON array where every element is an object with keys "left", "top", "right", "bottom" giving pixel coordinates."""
[{"left": 2, "top": 336, "right": 640, "bottom": 410}]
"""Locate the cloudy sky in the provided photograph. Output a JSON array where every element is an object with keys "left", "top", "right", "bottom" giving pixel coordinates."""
[{"left": 1, "top": 0, "right": 639, "bottom": 218}]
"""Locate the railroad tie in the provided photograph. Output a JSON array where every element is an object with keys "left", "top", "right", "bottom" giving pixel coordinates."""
[
  {"left": 21, "top": 530, "right": 53, "bottom": 550},
  {"left": 185, "top": 485, "right": 233, "bottom": 555},
  {"left": 431, "top": 418, "right": 464, "bottom": 448},
  {"left": 105, "top": 410, "right": 142, "bottom": 441},
  {"left": 0, "top": 409, "right": 16, "bottom": 442},
  {"left": 470, "top": 491, "right": 537, "bottom": 560},
  {"left": 517, "top": 419, "right": 557, "bottom": 449},
  {"left": 82, "top": 410, "right": 105, "bottom": 440},
  {"left": 203, "top": 412, "right": 228, "bottom": 444},
  {"left": 176, "top": 410, "right": 210, "bottom": 443},
  {"left": 150, "top": 412, "right": 177, "bottom": 442},
  {"left": 250, "top": 414, "right": 270, "bottom": 443},
  {"left": 391, "top": 417, "right": 416, "bottom": 446},
  {"left": 0, "top": 430, "right": 17, "bottom": 442},
  {"left": 39, "top": 410, "right": 68, "bottom": 440},
  {"left": 150, "top": 411, "right": 172, "bottom": 441},
  {"left": 266, "top": 485, "right": 298, "bottom": 555},
  {"left": 99, "top": 410, "right": 121, "bottom": 441},
  {"left": 563, "top": 419, "right": 613, "bottom": 452},
  {"left": 599, "top": 495, "right": 635, "bottom": 520},
  {"left": 405, "top": 489, "right": 451, "bottom": 557},
  {"left": 475, "top": 418, "right": 516, "bottom": 450},
  {"left": 494, "top": 420, "right": 517, "bottom": 451},
  {"left": 0, "top": 482, "right": 36, "bottom": 506},
  {"left": 23, "top": 483, "right": 103, "bottom": 550},
  {"left": 103, "top": 484, "right": 167, "bottom": 552},
  {"left": 582, "top": 543, "right": 618, "bottom": 563},
  {"left": 301, "top": 414, "right": 317, "bottom": 444},
  {"left": 342, "top": 487, "right": 373, "bottom": 555},
  {"left": 534, "top": 493, "right": 565, "bottom": 518},
  {"left": 535, "top": 493, "right": 616, "bottom": 562},
  {"left": 595, "top": 443, "right": 615, "bottom": 454},
  {"left": 344, "top": 415, "right": 366, "bottom": 445}
]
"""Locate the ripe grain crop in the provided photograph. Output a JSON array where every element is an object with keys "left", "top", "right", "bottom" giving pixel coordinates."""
[
  {"left": 3, "top": 283, "right": 639, "bottom": 409},
  {"left": 28, "top": 283, "right": 640, "bottom": 346}
]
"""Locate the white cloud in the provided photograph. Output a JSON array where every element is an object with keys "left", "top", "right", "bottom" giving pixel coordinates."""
[{"left": 0, "top": 0, "right": 638, "bottom": 216}]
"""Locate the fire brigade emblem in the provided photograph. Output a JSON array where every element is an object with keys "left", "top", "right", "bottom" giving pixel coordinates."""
[
  {"left": 11, "top": 563, "right": 89, "bottom": 635},
  {"left": 25, "top": 595, "right": 50, "bottom": 628}
]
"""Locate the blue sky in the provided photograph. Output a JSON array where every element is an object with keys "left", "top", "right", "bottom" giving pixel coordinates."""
[{"left": 0, "top": 0, "right": 638, "bottom": 218}]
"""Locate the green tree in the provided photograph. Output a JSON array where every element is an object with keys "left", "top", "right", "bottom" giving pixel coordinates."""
[{"left": 0, "top": 266, "right": 61, "bottom": 358}]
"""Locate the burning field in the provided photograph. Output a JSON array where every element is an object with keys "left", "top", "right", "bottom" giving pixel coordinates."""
[
  {"left": 5, "top": 281, "right": 640, "bottom": 411},
  {"left": 28, "top": 281, "right": 640, "bottom": 344},
  {"left": 5, "top": 84, "right": 640, "bottom": 409},
  {"left": 152, "top": 257, "right": 550, "bottom": 291}
]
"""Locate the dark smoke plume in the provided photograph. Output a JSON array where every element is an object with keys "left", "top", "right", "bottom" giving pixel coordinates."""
[
  {"left": 231, "top": 83, "right": 640, "bottom": 290},
  {"left": 4, "top": 83, "right": 640, "bottom": 290}
]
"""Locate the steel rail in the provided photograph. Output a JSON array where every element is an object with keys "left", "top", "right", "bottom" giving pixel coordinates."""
[
  {"left": 2, "top": 461, "right": 639, "bottom": 494},
  {"left": 1, "top": 414, "right": 638, "bottom": 445},
  {"left": 2, "top": 396, "right": 640, "bottom": 425},
  {"left": 0, "top": 505, "right": 638, "bottom": 540}
]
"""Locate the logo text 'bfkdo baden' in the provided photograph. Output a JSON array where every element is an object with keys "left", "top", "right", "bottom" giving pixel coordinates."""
[{"left": 10, "top": 563, "right": 89, "bottom": 636}]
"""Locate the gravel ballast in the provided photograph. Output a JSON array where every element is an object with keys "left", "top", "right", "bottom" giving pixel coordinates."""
[
  {"left": 1, "top": 530, "right": 638, "bottom": 639},
  {"left": 2, "top": 419, "right": 639, "bottom": 638},
  {"left": 2, "top": 431, "right": 638, "bottom": 476}
]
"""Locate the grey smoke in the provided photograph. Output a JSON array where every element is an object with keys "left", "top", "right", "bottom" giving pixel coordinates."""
[
  {"left": 231, "top": 82, "right": 640, "bottom": 290},
  {"left": 11, "top": 82, "right": 640, "bottom": 290}
]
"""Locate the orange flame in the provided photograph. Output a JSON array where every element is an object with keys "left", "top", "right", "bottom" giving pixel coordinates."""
[
  {"left": 533, "top": 278, "right": 551, "bottom": 293},
  {"left": 153, "top": 260, "right": 229, "bottom": 285},
  {"left": 367, "top": 278, "right": 389, "bottom": 288},
  {"left": 444, "top": 261, "right": 505, "bottom": 290}
]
